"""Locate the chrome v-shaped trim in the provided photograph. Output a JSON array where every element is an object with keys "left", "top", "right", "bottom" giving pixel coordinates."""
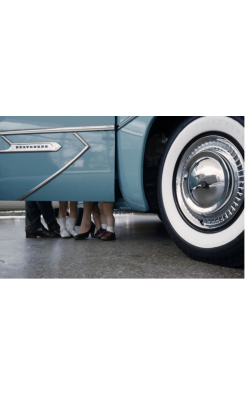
[{"left": 18, "top": 133, "right": 90, "bottom": 201}]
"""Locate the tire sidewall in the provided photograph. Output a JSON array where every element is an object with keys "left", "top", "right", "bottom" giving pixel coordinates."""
[{"left": 158, "top": 116, "right": 244, "bottom": 257}]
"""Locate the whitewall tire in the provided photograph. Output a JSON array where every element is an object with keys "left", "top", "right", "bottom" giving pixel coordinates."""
[{"left": 158, "top": 116, "right": 244, "bottom": 267}]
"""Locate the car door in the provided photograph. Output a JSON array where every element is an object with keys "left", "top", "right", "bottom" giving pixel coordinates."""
[{"left": 0, "top": 116, "right": 115, "bottom": 201}]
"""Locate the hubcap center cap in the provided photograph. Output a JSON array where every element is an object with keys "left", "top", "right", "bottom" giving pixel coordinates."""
[{"left": 188, "top": 155, "right": 230, "bottom": 213}]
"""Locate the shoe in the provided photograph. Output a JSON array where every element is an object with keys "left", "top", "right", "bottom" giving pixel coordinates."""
[
  {"left": 57, "top": 218, "right": 71, "bottom": 238},
  {"left": 74, "top": 222, "right": 96, "bottom": 240},
  {"left": 100, "top": 231, "right": 116, "bottom": 241},
  {"left": 66, "top": 227, "right": 77, "bottom": 237},
  {"left": 66, "top": 218, "right": 78, "bottom": 237},
  {"left": 94, "top": 228, "right": 106, "bottom": 239},
  {"left": 26, "top": 224, "right": 60, "bottom": 238},
  {"left": 48, "top": 220, "right": 61, "bottom": 238}
]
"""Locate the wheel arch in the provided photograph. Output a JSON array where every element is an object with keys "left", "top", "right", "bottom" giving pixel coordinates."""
[{"left": 117, "top": 116, "right": 191, "bottom": 212}]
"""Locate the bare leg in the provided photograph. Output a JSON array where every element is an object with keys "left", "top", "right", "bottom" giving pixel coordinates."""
[
  {"left": 78, "top": 202, "right": 93, "bottom": 234},
  {"left": 100, "top": 202, "right": 114, "bottom": 227},
  {"left": 92, "top": 203, "right": 101, "bottom": 231},
  {"left": 66, "top": 202, "right": 78, "bottom": 236},
  {"left": 99, "top": 202, "right": 106, "bottom": 227},
  {"left": 99, "top": 202, "right": 116, "bottom": 240},
  {"left": 69, "top": 201, "right": 77, "bottom": 218},
  {"left": 59, "top": 202, "right": 68, "bottom": 218}
]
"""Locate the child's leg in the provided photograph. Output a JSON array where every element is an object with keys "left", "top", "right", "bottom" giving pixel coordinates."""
[
  {"left": 58, "top": 201, "right": 68, "bottom": 218},
  {"left": 103, "top": 202, "right": 115, "bottom": 232},
  {"left": 67, "top": 202, "right": 78, "bottom": 236},
  {"left": 58, "top": 202, "right": 70, "bottom": 238},
  {"left": 99, "top": 202, "right": 107, "bottom": 230}
]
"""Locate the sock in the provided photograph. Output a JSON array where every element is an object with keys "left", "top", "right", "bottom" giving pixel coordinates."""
[
  {"left": 102, "top": 224, "right": 107, "bottom": 230},
  {"left": 107, "top": 226, "right": 115, "bottom": 233},
  {"left": 58, "top": 218, "right": 66, "bottom": 229},
  {"left": 67, "top": 217, "right": 76, "bottom": 229}
]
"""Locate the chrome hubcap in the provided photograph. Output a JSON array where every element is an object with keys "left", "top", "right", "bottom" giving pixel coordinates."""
[{"left": 176, "top": 135, "right": 244, "bottom": 230}]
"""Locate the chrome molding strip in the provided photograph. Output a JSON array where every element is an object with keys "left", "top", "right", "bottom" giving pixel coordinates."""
[
  {"left": 18, "top": 133, "right": 90, "bottom": 201},
  {"left": 0, "top": 135, "right": 61, "bottom": 153},
  {"left": 0, "top": 125, "right": 114, "bottom": 136},
  {"left": 1, "top": 135, "right": 12, "bottom": 144},
  {"left": 117, "top": 116, "right": 138, "bottom": 130}
]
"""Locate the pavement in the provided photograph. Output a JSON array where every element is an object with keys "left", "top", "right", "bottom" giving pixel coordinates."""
[{"left": 0, "top": 214, "right": 244, "bottom": 279}]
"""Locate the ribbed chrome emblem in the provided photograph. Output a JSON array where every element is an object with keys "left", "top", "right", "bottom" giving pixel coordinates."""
[{"left": 0, "top": 136, "right": 61, "bottom": 153}]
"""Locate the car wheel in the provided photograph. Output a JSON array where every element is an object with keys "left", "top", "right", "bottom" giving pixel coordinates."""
[{"left": 158, "top": 116, "right": 244, "bottom": 267}]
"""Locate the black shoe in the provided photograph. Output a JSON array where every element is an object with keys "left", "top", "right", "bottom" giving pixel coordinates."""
[
  {"left": 94, "top": 227, "right": 103, "bottom": 239},
  {"left": 94, "top": 228, "right": 107, "bottom": 239},
  {"left": 48, "top": 220, "right": 61, "bottom": 237},
  {"left": 74, "top": 222, "right": 95, "bottom": 240},
  {"left": 26, "top": 224, "right": 60, "bottom": 239}
]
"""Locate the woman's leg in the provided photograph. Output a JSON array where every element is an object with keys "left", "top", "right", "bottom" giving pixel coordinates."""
[
  {"left": 92, "top": 203, "right": 101, "bottom": 231},
  {"left": 67, "top": 202, "right": 78, "bottom": 236},
  {"left": 78, "top": 202, "right": 94, "bottom": 234}
]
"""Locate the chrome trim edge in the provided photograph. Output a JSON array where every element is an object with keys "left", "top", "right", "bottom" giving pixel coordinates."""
[
  {"left": 0, "top": 125, "right": 115, "bottom": 136},
  {"left": 117, "top": 116, "right": 138, "bottom": 130},
  {"left": 1, "top": 136, "right": 12, "bottom": 145},
  {"left": 18, "top": 133, "right": 90, "bottom": 201}
]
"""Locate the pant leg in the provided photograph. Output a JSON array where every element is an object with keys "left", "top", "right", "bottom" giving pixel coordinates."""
[
  {"left": 25, "top": 201, "right": 43, "bottom": 231},
  {"left": 36, "top": 201, "right": 56, "bottom": 225}
]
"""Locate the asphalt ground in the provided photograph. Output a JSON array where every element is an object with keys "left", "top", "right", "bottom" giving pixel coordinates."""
[{"left": 0, "top": 214, "right": 244, "bottom": 279}]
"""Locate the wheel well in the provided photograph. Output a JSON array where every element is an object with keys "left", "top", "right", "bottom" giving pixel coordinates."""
[{"left": 143, "top": 116, "right": 188, "bottom": 212}]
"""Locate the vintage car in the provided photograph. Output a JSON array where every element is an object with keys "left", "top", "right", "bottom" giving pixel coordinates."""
[{"left": 0, "top": 116, "right": 244, "bottom": 266}]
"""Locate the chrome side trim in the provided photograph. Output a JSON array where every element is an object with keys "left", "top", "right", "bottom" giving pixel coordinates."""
[
  {"left": 1, "top": 136, "right": 12, "bottom": 144},
  {"left": 18, "top": 133, "right": 90, "bottom": 201},
  {"left": 0, "top": 125, "right": 114, "bottom": 136},
  {"left": 117, "top": 116, "right": 138, "bottom": 130},
  {"left": 0, "top": 135, "right": 61, "bottom": 153}
]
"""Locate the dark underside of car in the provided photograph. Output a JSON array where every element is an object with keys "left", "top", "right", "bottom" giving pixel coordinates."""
[{"left": 143, "top": 116, "right": 188, "bottom": 213}]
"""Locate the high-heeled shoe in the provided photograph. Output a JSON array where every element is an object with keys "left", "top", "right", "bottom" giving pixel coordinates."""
[{"left": 74, "top": 222, "right": 95, "bottom": 240}]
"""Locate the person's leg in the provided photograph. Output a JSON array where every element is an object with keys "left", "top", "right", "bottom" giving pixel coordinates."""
[
  {"left": 25, "top": 202, "right": 59, "bottom": 238},
  {"left": 25, "top": 201, "right": 42, "bottom": 231},
  {"left": 58, "top": 202, "right": 68, "bottom": 219},
  {"left": 36, "top": 201, "right": 60, "bottom": 236},
  {"left": 78, "top": 202, "right": 94, "bottom": 234},
  {"left": 100, "top": 202, "right": 116, "bottom": 241},
  {"left": 103, "top": 202, "right": 115, "bottom": 230},
  {"left": 99, "top": 202, "right": 107, "bottom": 230},
  {"left": 67, "top": 202, "right": 78, "bottom": 236},
  {"left": 92, "top": 203, "right": 101, "bottom": 231},
  {"left": 58, "top": 202, "right": 70, "bottom": 238},
  {"left": 36, "top": 201, "right": 57, "bottom": 225}
]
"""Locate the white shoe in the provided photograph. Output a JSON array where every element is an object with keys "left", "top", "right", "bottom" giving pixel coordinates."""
[
  {"left": 57, "top": 218, "right": 71, "bottom": 238},
  {"left": 67, "top": 218, "right": 77, "bottom": 237},
  {"left": 67, "top": 227, "right": 77, "bottom": 237}
]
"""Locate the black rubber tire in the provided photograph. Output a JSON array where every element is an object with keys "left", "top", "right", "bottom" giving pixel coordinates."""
[{"left": 158, "top": 116, "right": 244, "bottom": 268}]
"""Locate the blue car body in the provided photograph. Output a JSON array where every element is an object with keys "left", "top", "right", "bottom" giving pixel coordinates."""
[
  {"left": 1, "top": 115, "right": 244, "bottom": 266},
  {"left": 0, "top": 116, "right": 155, "bottom": 211}
]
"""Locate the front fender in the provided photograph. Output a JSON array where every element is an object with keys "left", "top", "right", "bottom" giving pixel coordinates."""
[{"left": 117, "top": 116, "right": 156, "bottom": 211}]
